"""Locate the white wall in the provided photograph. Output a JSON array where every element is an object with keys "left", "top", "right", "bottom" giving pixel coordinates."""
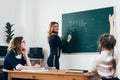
[
  {"left": 34, "top": 0, "right": 120, "bottom": 70},
  {"left": 24, "top": 0, "right": 36, "bottom": 47},
  {"left": 0, "top": 0, "right": 25, "bottom": 46},
  {"left": 0, "top": 0, "right": 35, "bottom": 50}
]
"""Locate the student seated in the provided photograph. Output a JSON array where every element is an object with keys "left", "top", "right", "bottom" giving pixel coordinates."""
[
  {"left": 89, "top": 14, "right": 120, "bottom": 80},
  {"left": 1, "top": 36, "right": 40, "bottom": 80}
]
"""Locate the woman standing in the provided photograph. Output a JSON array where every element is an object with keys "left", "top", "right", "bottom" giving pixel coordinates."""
[
  {"left": 1, "top": 36, "right": 31, "bottom": 80},
  {"left": 47, "top": 22, "right": 72, "bottom": 69}
]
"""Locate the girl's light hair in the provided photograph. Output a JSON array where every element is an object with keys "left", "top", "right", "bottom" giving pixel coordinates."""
[
  {"left": 7, "top": 36, "right": 23, "bottom": 54},
  {"left": 47, "top": 22, "right": 58, "bottom": 42},
  {"left": 7, "top": 38, "right": 15, "bottom": 51}
]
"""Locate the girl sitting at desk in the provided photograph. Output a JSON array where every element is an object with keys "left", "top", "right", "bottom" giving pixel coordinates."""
[
  {"left": 90, "top": 14, "right": 119, "bottom": 80},
  {"left": 1, "top": 36, "right": 32, "bottom": 80}
]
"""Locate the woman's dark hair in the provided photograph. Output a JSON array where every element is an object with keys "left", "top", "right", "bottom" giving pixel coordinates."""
[{"left": 98, "top": 33, "right": 116, "bottom": 52}]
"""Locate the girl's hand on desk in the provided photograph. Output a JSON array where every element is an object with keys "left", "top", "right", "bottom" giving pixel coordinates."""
[{"left": 34, "top": 64, "right": 41, "bottom": 68}]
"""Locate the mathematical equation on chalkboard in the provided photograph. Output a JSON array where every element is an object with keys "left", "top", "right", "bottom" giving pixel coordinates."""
[{"left": 67, "top": 18, "right": 94, "bottom": 34}]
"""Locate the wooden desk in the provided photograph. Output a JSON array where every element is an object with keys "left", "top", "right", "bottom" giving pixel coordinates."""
[{"left": 6, "top": 70, "right": 95, "bottom": 80}]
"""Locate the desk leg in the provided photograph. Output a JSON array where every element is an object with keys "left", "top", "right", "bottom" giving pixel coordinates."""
[{"left": 8, "top": 73, "right": 12, "bottom": 80}]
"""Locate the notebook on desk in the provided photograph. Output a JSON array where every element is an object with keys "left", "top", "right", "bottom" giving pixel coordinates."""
[
  {"left": 66, "top": 69, "right": 88, "bottom": 74},
  {"left": 21, "top": 67, "right": 49, "bottom": 72}
]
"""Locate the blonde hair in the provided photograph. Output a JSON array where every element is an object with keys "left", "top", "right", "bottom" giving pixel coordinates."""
[
  {"left": 7, "top": 36, "right": 23, "bottom": 54},
  {"left": 47, "top": 22, "right": 59, "bottom": 42}
]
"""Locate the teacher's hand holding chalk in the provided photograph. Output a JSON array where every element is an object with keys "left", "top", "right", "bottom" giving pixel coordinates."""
[{"left": 67, "top": 34, "right": 72, "bottom": 42}]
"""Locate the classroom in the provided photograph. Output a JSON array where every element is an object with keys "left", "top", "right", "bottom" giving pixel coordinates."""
[{"left": 0, "top": 0, "right": 120, "bottom": 80}]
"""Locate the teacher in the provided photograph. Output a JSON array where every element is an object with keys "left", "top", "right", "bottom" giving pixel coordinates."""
[{"left": 47, "top": 21, "right": 72, "bottom": 69}]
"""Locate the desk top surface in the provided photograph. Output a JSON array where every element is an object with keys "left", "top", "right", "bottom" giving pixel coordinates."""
[{"left": 6, "top": 69, "right": 95, "bottom": 77}]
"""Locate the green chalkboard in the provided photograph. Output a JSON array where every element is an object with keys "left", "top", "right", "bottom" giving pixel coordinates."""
[{"left": 62, "top": 7, "right": 113, "bottom": 53}]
